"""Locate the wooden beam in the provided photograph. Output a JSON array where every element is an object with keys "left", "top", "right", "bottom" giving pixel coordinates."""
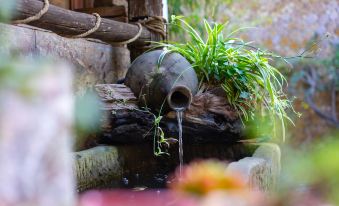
[
  {"left": 94, "top": 0, "right": 113, "bottom": 7},
  {"left": 75, "top": 6, "right": 127, "bottom": 18},
  {"left": 128, "top": 0, "right": 163, "bottom": 20},
  {"left": 80, "top": 84, "right": 243, "bottom": 148},
  {"left": 128, "top": 0, "right": 163, "bottom": 60},
  {"left": 46, "top": 0, "right": 70, "bottom": 9},
  {"left": 12, "top": 0, "right": 151, "bottom": 45}
]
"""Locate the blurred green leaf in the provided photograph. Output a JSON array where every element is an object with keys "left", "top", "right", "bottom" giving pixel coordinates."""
[
  {"left": 280, "top": 132, "right": 339, "bottom": 204},
  {"left": 74, "top": 91, "right": 102, "bottom": 135},
  {"left": 0, "top": 0, "right": 15, "bottom": 21}
]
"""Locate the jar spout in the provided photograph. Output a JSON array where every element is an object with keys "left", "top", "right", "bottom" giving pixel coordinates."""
[{"left": 167, "top": 85, "right": 193, "bottom": 111}]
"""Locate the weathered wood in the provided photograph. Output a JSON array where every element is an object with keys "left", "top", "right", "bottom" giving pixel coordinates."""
[
  {"left": 128, "top": 0, "right": 163, "bottom": 20},
  {"left": 76, "top": 6, "right": 128, "bottom": 22},
  {"left": 75, "top": 6, "right": 126, "bottom": 18},
  {"left": 83, "top": 0, "right": 95, "bottom": 8},
  {"left": 70, "top": 0, "right": 85, "bottom": 10},
  {"left": 74, "top": 146, "right": 122, "bottom": 191},
  {"left": 90, "top": 84, "right": 243, "bottom": 145},
  {"left": 0, "top": 23, "right": 130, "bottom": 93},
  {"left": 37, "top": 0, "right": 70, "bottom": 9},
  {"left": 128, "top": 0, "right": 163, "bottom": 60},
  {"left": 13, "top": 0, "right": 151, "bottom": 45},
  {"left": 110, "top": 16, "right": 128, "bottom": 23},
  {"left": 94, "top": 0, "right": 113, "bottom": 7}
]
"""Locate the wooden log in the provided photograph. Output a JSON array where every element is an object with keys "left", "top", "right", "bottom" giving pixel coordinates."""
[
  {"left": 94, "top": 0, "right": 113, "bottom": 7},
  {"left": 87, "top": 84, "right": 243, "bottom": 146},
  {"left": 75, "top": 6, "right": 128, "bottom": 22},
  {"left": 128, "top": 0, "right": 163, "bottom": 60},
  {"left": 12, "top": 0, "right": 151, "bottom": 45},
  {"left": 110, "top": 16, "right": 128, "bottom": 23},
  {"left": 74, "top": 146, "right": 123, "bottom": 192},
  {"left": 46, "top": 0, "right": 70, "bottom": 9},
  {"left": 70, "top": 0, "right": 86, "bottom": 10},
  {"left": 75, "top": 6, "right": 126, "bottom": 18},
  {"left": 128, "top": 0, "right": 163, "bottom": 20}
]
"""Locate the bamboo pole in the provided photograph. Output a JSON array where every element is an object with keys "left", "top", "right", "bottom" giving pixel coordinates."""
[{"left": 12, "top": 0, "right": 152, "bottom": 45}]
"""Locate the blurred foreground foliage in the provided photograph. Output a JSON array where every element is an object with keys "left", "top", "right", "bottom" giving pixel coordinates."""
[
  {"left": 168, "top": 0, "right": 235, "bottom": 41},
  {"left": 170, "top": 160, "right": 246, "bottom": 196},
  {"left": 0, "top": 1, "right": 15, "bottom": 21},
  {"left": 0, "top": 2, "right": 101, "bottom": 148},
  {"left": 288, "top": 42, "right": 339, "bottom": 128},
  {"left": 74, "top": 91, "right": 102, "bottom": 137},
  {"left": 170, "top": 132, "right": 339, "bottom": 205},
  {"left": 1, "top": 1, "right": 339, "bottom": 205},
  {"left": 279, "top": 131, "right": 339, "bottom": 205}
]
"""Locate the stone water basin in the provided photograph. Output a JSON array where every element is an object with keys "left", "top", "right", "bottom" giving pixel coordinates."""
[{"left": 74, "top": 143, "right": 280, "bottom": 193}]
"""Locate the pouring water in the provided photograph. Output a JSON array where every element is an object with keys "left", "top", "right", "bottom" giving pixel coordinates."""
[{"left": 175, "top": 108, "right": 184, "bottom": 178}]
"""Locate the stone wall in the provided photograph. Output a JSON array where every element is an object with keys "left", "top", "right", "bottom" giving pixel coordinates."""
[
  {"left": 171, "top": 0, "right": 338, "bottom": 56},
  {"left": 223, "top": 0, "right": 338, "bottom": 56},
  {"left": 0, "top": 23, "right": 130, "bottom": 95}
]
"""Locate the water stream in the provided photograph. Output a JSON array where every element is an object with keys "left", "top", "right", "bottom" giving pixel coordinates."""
[{"left": 175, "top": 109, "right": 184, "bottom": 177}]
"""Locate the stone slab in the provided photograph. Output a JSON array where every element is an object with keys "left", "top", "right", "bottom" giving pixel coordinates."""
[
  {"left": 227, "top": 143, "right": 281, "bottom": 192},
  {"left": 0, "top": 23, "right": 130, "bottom": 94}
]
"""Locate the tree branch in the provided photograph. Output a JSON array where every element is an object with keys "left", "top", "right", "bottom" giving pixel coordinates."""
[{"left": 302, "top": 68, "right": 339, "bottom": 127}]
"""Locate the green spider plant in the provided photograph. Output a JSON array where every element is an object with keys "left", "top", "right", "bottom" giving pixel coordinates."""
[{"left": 153, "top": 15, "right": 297, "bottom": 141}]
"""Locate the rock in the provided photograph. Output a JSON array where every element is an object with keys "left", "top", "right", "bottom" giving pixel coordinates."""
[
  {"left": 227, "top": 143, "right": 281, "bottom": 192},
  {"left": 253, "top": 143, "right": 281, "bottom": 190},
  {"left": 74, "top": 146, "right": 122, "bottom": 192},
  {"left": 74, "top": 143, "right": 251, "bottom": 191},
  {"left": 227, "top": 157, "right": 268, "bottom": 191}
]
